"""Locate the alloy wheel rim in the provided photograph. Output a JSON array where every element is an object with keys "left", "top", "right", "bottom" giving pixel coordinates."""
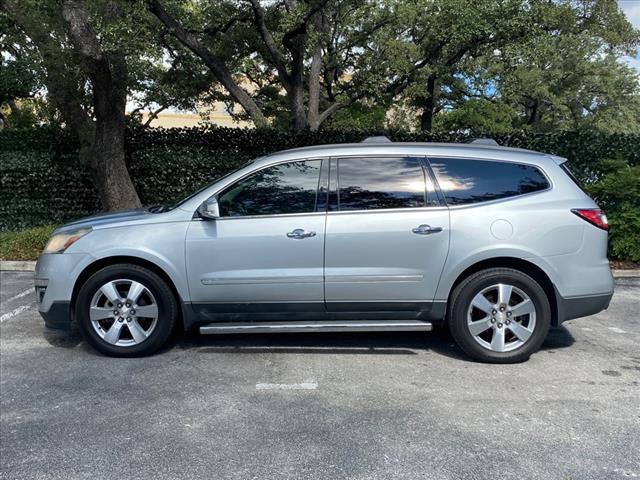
[
  {"left": 466, "top": 283, "right": 536, "bottom": 353},
  {"left": 89, "top": 279, "right": 158, "bottom": 347}
]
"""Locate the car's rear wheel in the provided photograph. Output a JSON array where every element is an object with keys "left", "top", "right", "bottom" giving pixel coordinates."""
[
  {"left": 448, "top": 268, "right": 551, "bottom": 363},
  {"left": 75, "top": 264, "right": 177, "bottom": 357}
]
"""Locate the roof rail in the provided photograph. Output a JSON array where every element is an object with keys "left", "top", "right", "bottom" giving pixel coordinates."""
[
  {"left": 361, "top": 135, "right": 392, "bottom": 144},
  {"left": 466, "top": 138, "right": 499, "bottom": 146}
]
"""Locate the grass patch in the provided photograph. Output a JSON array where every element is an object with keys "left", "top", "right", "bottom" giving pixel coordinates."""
[{"left": 0, "top": 225, "right": 56, "bottom": 260}]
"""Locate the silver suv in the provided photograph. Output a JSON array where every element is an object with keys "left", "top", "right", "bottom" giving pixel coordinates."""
[{"left": 35, "top": 138, "right": 614, "bottom": 363}]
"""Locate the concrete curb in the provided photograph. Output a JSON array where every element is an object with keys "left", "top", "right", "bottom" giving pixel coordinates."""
[
  {"left": 1, "top": 260, "right": 639, "bottom": 278},
  {"left": 1, "top": 261, "right": 36, "bottom": 271},
  {"left": 613, "top": 269, "right": 640, "bottom": 278}
]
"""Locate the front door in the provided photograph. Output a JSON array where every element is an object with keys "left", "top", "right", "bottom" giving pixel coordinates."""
[
  {"left": 324, "top": 156, "right": 450, "bottom": 314},
  {"left": 186, "top": 159, "right": 326, "bottom": 318}
]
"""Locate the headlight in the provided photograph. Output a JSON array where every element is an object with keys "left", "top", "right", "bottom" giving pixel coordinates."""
[{"left": 43, "top": 227, "right": 92, "bottom": 254}]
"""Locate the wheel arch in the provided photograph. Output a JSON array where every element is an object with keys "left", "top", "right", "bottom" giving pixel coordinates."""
[
  {"left": 71, "top": 255, "right": 186, "bottom": 329},
  {"left": 446, "top": 257, "right": 559, "bottom": 327}
]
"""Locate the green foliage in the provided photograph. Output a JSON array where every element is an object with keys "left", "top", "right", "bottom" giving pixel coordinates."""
[
  {"left": 585, "top": 159, "right": 640, "bottom": 262},
  {"left": 434, "top": 99, "right": 517, "bottom": 135},
  {"left": 374, "top": 0, "right": 640, "bottom": 133},
  {"left": 3, "top": 0, "right": 639, "bottom": 132},
  {"left": 0, "top": 224, "right": 56, "bottom": 260},
  {"left": 1, "top": 126, "right": 639, "bottom": 260},
  {"left": 322, "top": 104, "right": 388, "bottom": 131}
]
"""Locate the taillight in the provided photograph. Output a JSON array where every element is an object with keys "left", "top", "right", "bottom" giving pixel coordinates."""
[{"left": 571, "top": 208, "right": 608, "bottom": 230}]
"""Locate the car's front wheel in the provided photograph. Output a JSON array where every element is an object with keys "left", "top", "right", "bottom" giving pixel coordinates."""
[
  {"left": 75, "top": 264, "right": 177, "bottom": 357},
  {"left": 448, "top": 268, "right": 551, "bottom": 363}
]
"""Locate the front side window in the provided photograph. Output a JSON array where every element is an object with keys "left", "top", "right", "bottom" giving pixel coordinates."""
[
  {"left": 429, "top": 158, "right": 549, "bottom": 205},
  {"left": 337, "top": 157, "right": 430, "bottom": 211},
  {"left": 218, "top": 160, "right": 322, "bottom": 217}
]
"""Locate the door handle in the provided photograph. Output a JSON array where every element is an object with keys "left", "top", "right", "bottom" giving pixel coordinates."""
[
  {"left": 412, "top": 224, "right": 443, "bottom": 235},
  {"left": 286, "top": 228, "right": 316, "bottom": 239}
]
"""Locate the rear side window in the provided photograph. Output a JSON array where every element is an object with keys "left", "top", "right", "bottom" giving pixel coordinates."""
[
  {"left": 218, "top": 160, "right": 321, "bottom": 216},
  {"left": 560, "top": 164, "right": 589, "bottom": 195},
  {"left": 336, "top": 157, "right": 433, "bottom": 211},
  {"left": 428, "top": 158, "right": 549, "bottom": 205}
]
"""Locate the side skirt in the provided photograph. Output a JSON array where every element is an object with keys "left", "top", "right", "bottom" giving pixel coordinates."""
[
  {"left": 199, "top": 320, "right": 433, "bottom": 334},
  {"left": 183, "top": 301, "right": 447, "bottom": 330}
]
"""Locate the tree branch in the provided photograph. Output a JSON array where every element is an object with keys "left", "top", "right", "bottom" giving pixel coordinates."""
[
  {"left": 147, "top": 0, "right": 267, "bottom": 126},
  {"left": 61, "top": 0, "right": 103, "bottom": 66},
  {"left": 317, "top": 100, "right": 344, "bottom": 125},
  {"left": 143, "top": 105, "right": 166, "bottom": 127},
  {"left": 281, "top": 0, "right": 330, "bottom": 49},
  {"left": 247, "top": 0, "right": 290, "bottom": 86}
]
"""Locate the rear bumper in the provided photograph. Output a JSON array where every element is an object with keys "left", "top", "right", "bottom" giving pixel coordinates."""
[
  {"left": 556, "top": 291, "right": 613, "bottom": 324},
  {"left": 39, "top": 301, "right": 72, "bottom": 330}
]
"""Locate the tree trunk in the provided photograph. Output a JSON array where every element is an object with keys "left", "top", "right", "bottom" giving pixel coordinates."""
[
  {"left": 62, "top": 0, "right": 141, "bottom": 211},
  {"left": 285, "top": 33, "right": 309, "bottom": 130},
  {"left": 420, "top": 74, "right": 438, "bottom": 132},
  {"left": 289, "top": 85, "right": 309, "bottom": 130},
  {"left": 1, "top": 0, "right": 141, "bottom": 211},
  {"left": 307, "top": 14, "right": 324, "bottom": 131},
  {"left": 88, "top": 122, "right": 140, "bottom": 211},
  {"left": 526, "top": 99, "right": 540, "bottom": 126},
  {"left": 307, "top": 46, "right": 322, "bottom": 130}
]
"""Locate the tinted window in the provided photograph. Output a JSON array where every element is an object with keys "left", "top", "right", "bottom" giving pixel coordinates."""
[
  {"left": 218, "top": 160, "right": 321, "bottom": 216},
  {"left": 429, "top": 158, "right": 549, "bottom": 205},
  {"left": 337, "top": 157, "right": 429, "bottom": 211},
  {"left": 561, "top": 164, "right": 589, "bottom": 195}
]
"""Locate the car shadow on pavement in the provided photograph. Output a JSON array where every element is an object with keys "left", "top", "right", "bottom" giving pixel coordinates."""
[
  {"left": 42, "top": 326, "right": 84, "bottom": 349},
  {"left": 170, "top": 327, "right": 469, "bottom": 361},
  {"left": 541, "top": 325, "right": 576, "bottom": 350},
  {"left": 171, "top": 324, "right": 576, "bottom": 361},
  {"left": 41, "top": 322, "right": 576, "bottom": 362}
]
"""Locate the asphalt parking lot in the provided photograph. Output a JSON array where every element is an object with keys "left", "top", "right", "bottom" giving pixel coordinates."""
[{"left": 1, "top": 271, "right": 639, "bottom": 480}]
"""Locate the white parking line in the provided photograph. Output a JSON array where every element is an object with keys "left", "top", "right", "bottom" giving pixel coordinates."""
[
  {"left": 0, "top": 305, "right": 32, "bottom": 323},
  {"left": 256, "top": 382, "right": 318, "bottom": 391},
  {"left": 5, "top": 288, "right": 33, "bottom": 304},
  {"left": 607, "top": 326, "right": 627, "bottom": 334}
]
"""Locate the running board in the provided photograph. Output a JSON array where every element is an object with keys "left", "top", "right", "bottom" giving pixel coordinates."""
[{"left": 199, "top": 320, "right": 433, "bottom": 334}]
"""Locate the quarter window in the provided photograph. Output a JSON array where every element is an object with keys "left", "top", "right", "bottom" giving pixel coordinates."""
[
  {"left": 218, "top": 160, "right": 322, "bottom": 217},
  {"left": 337, "top": 157, "right": 432, "bottom": 211},
  {"left": 429, "top": 158, "right": 549, "bottom": 205}
]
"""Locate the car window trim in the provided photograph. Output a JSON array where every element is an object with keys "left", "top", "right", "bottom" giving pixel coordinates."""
[
  {"left": 210, "top": 157, "right": 326, "bottom": 219},
  {"left": 425, "top": 155, "right": 553, "bottom": 208},
  {"left": 333, "top": 155, "right": 441, "bottom": 212},
  {"left": 211, "top": 211, "right": 328, "bottom": 221},
  {"left": 326, "top": 205, "right": 449, "bottom": 216},
  {"left": 328, "top": 158, "right": 338, "bottom": 212},
  {"left": 418, "top": 156, "right": 446, "bottom": 207},
  {"left": 316, "top": 157, "right": 330, "bottom": 213}
]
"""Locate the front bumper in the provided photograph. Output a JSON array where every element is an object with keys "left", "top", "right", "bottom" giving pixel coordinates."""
[
  {"left": 39, "top": 301, "right": 72, "bottom": 330},
  {"left": 556, "top": 290, "right": 613, "bottom": 324},
  {"left": 35, "top": 252, "right": 92, "bottom": 330}
]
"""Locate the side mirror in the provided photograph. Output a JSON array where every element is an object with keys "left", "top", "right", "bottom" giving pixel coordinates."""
[{"left": 198, "top": 197, "right": 220, "bottom": 219}]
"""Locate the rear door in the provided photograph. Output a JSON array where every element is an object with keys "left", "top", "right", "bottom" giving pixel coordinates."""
[{"left": 324, "top": 156, "right": 450, "bottom": 313}]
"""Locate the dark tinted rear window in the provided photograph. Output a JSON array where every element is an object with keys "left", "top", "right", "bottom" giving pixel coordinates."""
[
  {"left": 337, "top": 157, "right": 429, "bottom": 211},
  {"left": 429, "top": 158, "right": 549, "bottom": 205},
  {"left": 560, "top": 164, "right": 589, "bottom": 194}
]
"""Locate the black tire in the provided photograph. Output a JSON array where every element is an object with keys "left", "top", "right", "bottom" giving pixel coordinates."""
[
  {"left": 75, "top": 264, "right": 178, "bottom": 357},
  {"left": 448, "top": 268, "right": 551, "bottom": 364}
]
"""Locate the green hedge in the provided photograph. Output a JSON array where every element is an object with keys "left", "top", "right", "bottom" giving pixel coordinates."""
[{"left": 1, "top": 127, "right": 639, "bottom": 258}]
